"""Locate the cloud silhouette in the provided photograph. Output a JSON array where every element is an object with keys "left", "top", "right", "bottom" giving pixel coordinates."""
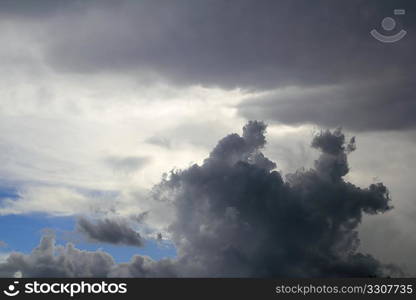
[
  {"left": 77, "top": 217, "right": 145, "bottom": 247},
  {"left": 157, "top": 121, "right": 393, "bottom": 277}
]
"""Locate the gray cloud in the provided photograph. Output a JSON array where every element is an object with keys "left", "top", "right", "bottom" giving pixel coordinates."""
[
  {"left": 0, "top": 0, "right": 74, "bottom": 18},
  {"left": 0, "top": 122, "right": 402, "bottom": 277},
  {"left": 145, "top": 136, "right": 172, "bottom": 149},
  {"left": 130, "top": 211, "right": 149, "bottom": 224},
  {"left": 156, "top": 121, "right": 395, "bottom": 277},
  {"left": 238, "top": 79, "right": 416, "bottom": 132},
  {"left": 39, "top": 0, "right": 414, "bottom": 87},
  {"left": 77, "top": 217, "right": 145, "bottom": 247},
  {"left": 0, "top": 234, "right": 175, "bottom": 277},
  {"left": 0, "top": 234, "right": 115, "bottom": 277},
  {"left": 104, "top": 156, "right": 149, "bottom": 175},
  {"left": 2, "top": 0, "right": 415, "bottom": 131}
]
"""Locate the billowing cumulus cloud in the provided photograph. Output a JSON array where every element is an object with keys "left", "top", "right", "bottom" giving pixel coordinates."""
[
  {"left": 77, "top": 217, "right": 145, "bottom": 247},
  {"left": 0, "top": 234, "right": 115, "bottom": 277},
  {"left": 0, "top": 122, "right": 400, "bottom": 277},
  {"left": 158, "top": 121, "right": 393, "bottom": 277}
]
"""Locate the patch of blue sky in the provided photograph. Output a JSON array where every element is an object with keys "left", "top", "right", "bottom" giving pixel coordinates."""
[
  {"left": 0, "top": 184, "right": 19, "bottom": 199},
  {"left": 0, "top": 183, "right": 176, "bottom": 262},
  {"left": 0, "top": 213, "right": 176, "bottom": 263}
]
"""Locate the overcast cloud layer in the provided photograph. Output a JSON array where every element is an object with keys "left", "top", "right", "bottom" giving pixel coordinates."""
[{"left": 0, "top": 0, "right": 414, "bottom": 131}]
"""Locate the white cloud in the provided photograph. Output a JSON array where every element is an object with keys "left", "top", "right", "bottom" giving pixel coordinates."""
[
  {"left": 0, "top": 21, "right": 256, "bottom": 219},
  {"left": 0, "top": 186, "right": 109, "bottom": 216},
  {"left": 0, "top": 254, "right": 9, "bottom": 264}
]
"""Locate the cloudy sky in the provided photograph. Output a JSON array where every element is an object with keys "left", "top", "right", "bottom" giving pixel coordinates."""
[{"left": 0, "top": 0, "right": 415, "bottom": 277}]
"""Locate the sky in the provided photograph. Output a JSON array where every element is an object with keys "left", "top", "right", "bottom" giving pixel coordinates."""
[{"left": 0, "top": 0, "right": 415, "bottom": 277}]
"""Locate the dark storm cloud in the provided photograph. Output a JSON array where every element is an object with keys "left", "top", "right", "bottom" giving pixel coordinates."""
[
  {"left": 10, "top": 0, "right": 412, "bottom": 131},
  {"left": 77, "top": 217, "right": 145, "bottom": 247},
  {"left": 239, "top": 79, "right": 416, "bottom": 131},
  {"left": 0, "top": 122, "right": 401, "bottom": 277},
  {"left": 155, "top": 121, "right": 394, "bottom": 277},
  {"left": 40, "top": 0, "right": 415, "bottom": 86},
  {"left": 0, "top": 0, "right": 413, "bottom": 131},
  {"left": 0, "top": 0, "right": 88, "bottom": 18}
]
